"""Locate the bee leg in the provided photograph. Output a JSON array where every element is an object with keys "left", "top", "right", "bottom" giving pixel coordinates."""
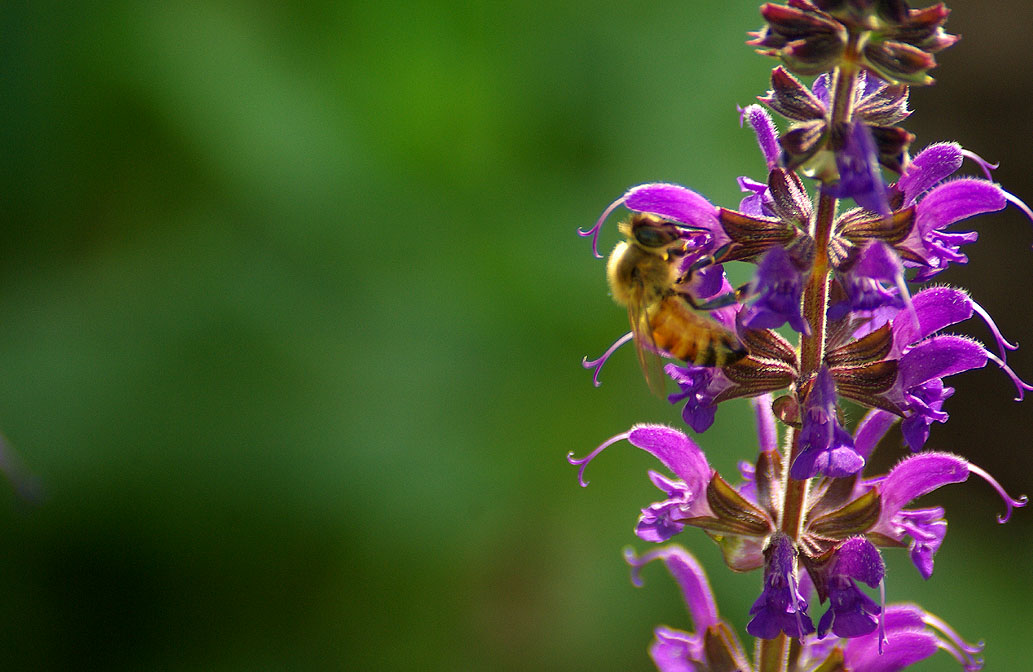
[
  {"left": 685, "top": 243, "right": 735, "bottom": 273},
  {"left": 673, "top": 243, "right": 736, "bottom": 286},
  {"left": 681, "top": 291, "right": 738, "bottom": 311},
  {"left": 679, "top": 280, "right": 752, "bottom": 310}
]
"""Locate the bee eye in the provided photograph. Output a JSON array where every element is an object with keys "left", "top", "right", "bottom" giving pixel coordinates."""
[{"left": 634, "top": 226, "right": 673, "bottom": 248}]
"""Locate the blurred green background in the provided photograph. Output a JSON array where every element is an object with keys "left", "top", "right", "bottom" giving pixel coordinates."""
[{"left": 1, "top": 1, "right": 1031, "bottom": 669}]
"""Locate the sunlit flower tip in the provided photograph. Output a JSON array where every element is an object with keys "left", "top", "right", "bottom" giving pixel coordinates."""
[
  {"left": 839, "top": 605, "right": 984, "bottom": 672},
  {"left": 740, "top": 103, "right": 780, "bottom": 170},
  {"left": 742, "top": 246, "right": 811, "bottom": 336},
  {"left": 824, "top": 122, "right": 891, "bottom": 216},
  {"left": 666, "top": 363, "right": 731, "bottom": 434},
  {"left": 816, "top": 537, "right": 884, "bottom": 640},
  {"left": 625, "top": 183, "right": 724, "bottom": 233},
  {"left": 626, "top": 545, "right": 720, "bottom": 632},
  {"left": 791, "top": 367, "right": 865, "bottom": 480},
  {"left": 747, "top": 534, "right": 815, "bottom": 639},
  {"left": 581, "top": 332, "right": 634, "bottom": 387}
]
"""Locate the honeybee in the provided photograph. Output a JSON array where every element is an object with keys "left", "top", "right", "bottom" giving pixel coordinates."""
[{"left": 606, "top": 213, "right": 747, "bottom": 395}]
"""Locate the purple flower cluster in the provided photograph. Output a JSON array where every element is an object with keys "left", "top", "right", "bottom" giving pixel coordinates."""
[{"left": 570, "top": 2, "right": 1030, "bottom": 670}]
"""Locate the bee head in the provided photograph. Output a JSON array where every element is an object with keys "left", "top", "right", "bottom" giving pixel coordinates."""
[{"left": 626, "top": 214, "right": 683, "bottom": 251}]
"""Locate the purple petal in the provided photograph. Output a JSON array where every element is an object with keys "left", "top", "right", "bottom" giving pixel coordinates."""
[
  {"left": 628, "top": 425, "right": 712, "bottom": 490},
  {"left": 915, "top": 178, "right": 1007, "bottom": 235},
  {"left": 740, "top": 104, "right": 780, "bottom": 170},
  {"left": 624, "top": 183, "right": 723, "bottom": 234},
  {"left": 899, "top": 336, "right": 987, "bottom": 390},
  {"left": 626, "top": 546, "right": 719, "bottom": 632},
  {"left": 826, "top": 122, "right": 890, "bottom": 215},
  {"left": 844, "top": 630, "right": 939, "bottom": 671},
  {"left": 879, "top": 452, "right": 969, "bottom": 515},
  {"left": 792, "top": 367, "right": 865, "bottom": 479},
  {"left": 812, "top": 73, "right": 830, "bottom": 105},
  {"left": 666, "top": 364, "right": 730, "bottom": 434},
  {"left": 648, "top": 627, "right": 699, "bottom": 672},
  {"left": 751, "top": 394, "right": 778, "bottom": 453},
  {"left": 836, "top": 537, "right": 886, "bottom": 587},
  {"left": 636, "top": 472, "right": 697, "bottom": 542},
  {"left": 839, "top": 241, "right": 908, "bottom": 315},
  {"left": 853, "top": 409, "right": 899, "bottom": 459},
  {"left": 899, "top": 142, "right": 963, "bottom": 205},
  {"left": 747, "top": 535, "right": 815, "bottom": 639},
  {"left": 891, "top": 286, "right": 974, "bottom": 350},
  {"left": 743, "top": 246, "right": 811, "bottom": 336}
]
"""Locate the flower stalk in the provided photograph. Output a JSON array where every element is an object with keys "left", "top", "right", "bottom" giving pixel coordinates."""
[{"left": 761, "top": 40, "right": 863, "bottom": 672}]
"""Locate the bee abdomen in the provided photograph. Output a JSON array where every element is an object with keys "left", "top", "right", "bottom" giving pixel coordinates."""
[{"left": 650, "top": 298, "right": 748, "bottom": 368}]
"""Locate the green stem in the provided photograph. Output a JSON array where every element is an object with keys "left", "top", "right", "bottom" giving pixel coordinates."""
[{"left": 756, "top": 35, "right": 862, "bottom": 672}]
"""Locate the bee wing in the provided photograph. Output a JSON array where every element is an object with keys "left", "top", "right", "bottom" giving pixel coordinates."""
[{"left": 627, "top": 298, "right": 669, "bottom": 398}]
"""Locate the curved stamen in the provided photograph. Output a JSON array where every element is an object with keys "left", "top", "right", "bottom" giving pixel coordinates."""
[
  {"left": 579, "top": 195, "right": 626, "bottom": 259},
  {"left": 567, "top": 431, "right": 631, "bottom": 487},
  {"left": 961, "top": 148, "right": 998, "bottom": 181},
  {"left": 625, "top": 546, "right": 664, "bottom": 587},
  {"left": 1001, "top": 188, "right": 1033, "bottom": 233},
  {"left": 985, "top": 351, "right": 1033, "bottom": 401},
  {"left": 966, "top": 461, "right": 1029, "bottom": 523},
  {"left": 923, "top": 612, "right": 985, "bottom": 672},
  {"left": 968, "top": 295, "right": 1018, "bottom": 358},
  {"left": 581, "top": 332, "right": 634, "bottom": 387}
]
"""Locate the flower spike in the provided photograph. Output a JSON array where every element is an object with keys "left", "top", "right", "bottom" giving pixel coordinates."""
[{"left": 573, "top": 5, "right": 1028, "bottom": 669}]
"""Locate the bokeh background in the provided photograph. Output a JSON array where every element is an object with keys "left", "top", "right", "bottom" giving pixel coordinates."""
[{"left": 1, "top": 1, "right": 1031, "bottom": 669}]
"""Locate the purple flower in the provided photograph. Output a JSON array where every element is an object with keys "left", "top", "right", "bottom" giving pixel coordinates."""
[
  {"left": 882, "top": 286, "right": 1033, "bottom": 450},
  {"left": 665, "top": 363, "right": 732, "bottom": 434},
  {"left": 579, "top": 183, "right": 727, "bottom": 259},
  {"left": 829, "top": 240, "right": 908, "bottom": 321},
  {"left": 568, "top": 425, "right": 713, "bottom": 543},
  {"left": 892, "top": 142, "right": 1033, "bottom": 281},
  {"left": 747, "top": 534, "right": 815, "bottom": 639},
  {"left": 799, "top": 604, "right": 985, "bottom": 671},
  {"left": 792, "top": 366, "right": 865, "bottom": 479},
  {"left": 868, "top": 452, "right": 1027, "bottom": 579},
  {"left": 824, "top": 121, "right": 891, "bottom": 215},
  {"left": 742, "top": 246, "right": 811, "bottom": 335},
  {"left": 815, "top": 537, "right": 884, "bottom": 639},
  {"left": 626, "top": 545, "right": 750, "bottom": 672}
]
